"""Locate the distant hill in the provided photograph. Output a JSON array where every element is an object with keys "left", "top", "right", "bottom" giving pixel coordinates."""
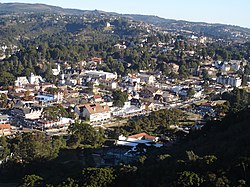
[
  {"left": 124, "top": 14, "right": 250, "bottom": 40},
  {"left": 0, "top": 2, "right": 250, "bottom": 40},
  {"left": 0, "top": 2, "right": 86, "bottom": 15}
]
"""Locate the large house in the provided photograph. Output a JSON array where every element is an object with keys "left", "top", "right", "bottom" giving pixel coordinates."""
[
  {"left": 0, "top": 124, "right": 11, "bottom": 136},
  {"left": 0, "top": 114, "right": 11, "bottom": 136},
  {"left": 138, "top": 73, "right": 155, "bottom": 85},
  {"left": 15, "top": 73, "right": 44, "bottom": 87},
  {"left": 140, "top": 86, "right": 163, "bottom": 98},
  {"left": 216, "top": 75, "right": 242, "bottom": 87},
  {"left": 83, "top": 70, "right": 117, "bottom": 81},
  {"left": 11, "top": 101, "right": 43, "bottom": 120},
  {"left": 116, "top": 133, "right": 163, "bottom": 148},
  {"left": 74, "top": 103, "right": 111, "bottom": 123}
]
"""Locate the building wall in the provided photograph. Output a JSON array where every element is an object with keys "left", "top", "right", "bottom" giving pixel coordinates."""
[
  {"left": 89, "top": 112, "right": 111, "bottom": 123},
  {"left": 25, "top": 110, "right": 43, "bottom": 120},
  {"left": 217, "top": 76, "right": 242, "bottom": 87}
]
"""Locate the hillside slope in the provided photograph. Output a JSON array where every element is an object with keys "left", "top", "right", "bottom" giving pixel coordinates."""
[
  {"left": 114, "top": 108, "right": 250, "bottom": 186},
  {"left": 0, "top": 3, "right": 250, "bottom": 40}
]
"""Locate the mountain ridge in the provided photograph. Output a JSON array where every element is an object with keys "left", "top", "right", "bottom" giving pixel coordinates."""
[
  {"left": 0, "top": 2, "right": 248, "bottom": 28},
  {"left": 0, "top": 2, "right": 250, "bottom": 40}
]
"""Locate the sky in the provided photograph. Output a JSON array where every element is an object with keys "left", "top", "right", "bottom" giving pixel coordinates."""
[{"left": 1, "top": 0, "right": 250, "bottom": 28}]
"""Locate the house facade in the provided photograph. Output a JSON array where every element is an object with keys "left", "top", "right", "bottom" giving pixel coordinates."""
[{"left": 75, "top": 103, "right": 111, "bottom": 123}]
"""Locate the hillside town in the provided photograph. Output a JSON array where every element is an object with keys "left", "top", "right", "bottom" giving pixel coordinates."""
[
  {"left": 0, "top": 2, "right": 250, "bottom": 186},
  {"left": 0, "top": 52, "right": 248, "bottom": 134},
  {"left": 0, "top": 11, "right": 249, "bottom": 144}
]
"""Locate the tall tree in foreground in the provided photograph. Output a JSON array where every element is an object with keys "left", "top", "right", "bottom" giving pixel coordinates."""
[{"left": 67, "top": 121, "right": 104, "bottom": 148}]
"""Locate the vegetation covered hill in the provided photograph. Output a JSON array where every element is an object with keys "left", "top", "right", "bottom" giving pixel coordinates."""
[
  {"left": 0, "top": 2, "right": 250, "bottom": 40},
  {"left": 125, "top": 14, "right": 250, "bottom": 40},
  {"left": 0, "top": 2, "right": 88, "bottom": 15},
  {"left": 112, "top": 108, "right": 250, "bottom": 187}
]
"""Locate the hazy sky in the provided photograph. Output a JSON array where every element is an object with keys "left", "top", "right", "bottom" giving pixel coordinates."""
[{"left": 1, "top": 0, "right": 250, "bottom": 28}]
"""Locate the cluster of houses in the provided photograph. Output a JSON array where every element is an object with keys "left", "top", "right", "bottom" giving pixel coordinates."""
[
  {"left": 198, "top": 60, "right": 246, "bottom": 87},
  {"left": 0, "top": 54, "right": 248, "bottom": 137}
]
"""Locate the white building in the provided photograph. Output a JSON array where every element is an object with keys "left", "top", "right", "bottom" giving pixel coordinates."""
[
  {"left": 114, "top": 44, "right": 127, "bottom": 49},
  {"left": 116, "top": 134, "right": 163, "bottom": 148},
  {"left": 99, "top": 80, "right": 117, "bottom": 89},
  {"left": 15, "top": 77, "right": 29, "bottom": 87},
  {"left": 138, "top": 73, "right": 155, "bottom": 85},
  {"left": 111, "top": 102, "right": 144, "bottom": 117},
  {"left": 39, "top": 117, "right": 74, "bottom": 129},
  {"left": 216, "top": 75, "right": 242, "bottom": 87},
  {"left": 0, "top": 114, "right": 10, "bottom": 125},
  {"left": 75, "top": 103, "right": 111, "bottom": 123},
  {"left": 12, "top": 101, "right": 43, "bottom": 120},
  {"left": 228, "top": 76, "right": 242, "bottom": 87},
  {"left": 83, "top": 70, "right": 117, "bottom": 80},
  {"left": 221, "top": 63, "right": 231, "bottom": 72},
  {"left": 28, "top": 73, "right": 44, "bottom": 84},
  {"left": 52, "top": 64, "right": 61, "bottom": 76}
]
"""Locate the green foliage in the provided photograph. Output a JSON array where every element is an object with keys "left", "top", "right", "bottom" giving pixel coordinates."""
[
  {"left": 0, "top": 70, "right": 15, "bottom": 86},
  {"left": 186, "top": 150, "right": 199, "bottom": 161},
  {"left": 81, "top": 168, "right": 116, "bottom": 187},
  {"left": 214, "top": 102, "right": 230, "bottom": 116},
  {"left": 158, "top": 154, "right": 171, "bottom": 161},
  {"left": 0, "top": 93, "right": 8, "bottom": 108},
  {"left": 120, "top": 108, "right": 183, "bottom": 134},
  {"left": 44, "top": 64, "right": 56, "bottom": 83},
  {"left": 187, "top": 88, "right": 195, "bottom": 98},
  {"left": 202, "top": 155, "right": 218, "bottom": 165},
  {"left": 111, "top": 108, "right": 250, "bottom": 187},
  {"left": 42, "top": 105, "right": 68, "bottom": 121},
  {"left": 221, "top": 88, "right": 249, "bottom": 113},
  {"left": 112, "top": 90, "right": 128, "bottom": 107},
  {"left": 22, "top": 174, "right": 43, "bottom": 187},
  {"left": 11, "top": 132, "right": 63, "bottom": 163},
  {"left": 45, "top": 87, "right": 60, "bottom": 95},
  {"left": 57, "top": 178, "right": 79, "bottom": 187},
  {"left": 178, "top": 64, "right": 189, "bottom": 79},
  {"left": 67, "top": 121, "right": 104, "bottom": 148},
  {"left": 0, "top": 136, "right": 10, "bottom": 160},
  {"left": 177, "top": 171, "right": 204, "bottom": 187}
]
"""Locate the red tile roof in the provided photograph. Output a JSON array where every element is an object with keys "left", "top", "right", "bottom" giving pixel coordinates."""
[
  {"left": 0, "top": 124, "right": 11, "bottom": 129},
  {"left": 128, "top": 133, "right": 157, "bottom": 141},
  {"left": 93, "top": 95, "right": 102, "bottom": 99},
  {"left": 78, "top": 103, "right": 110, "bottom": 114}
]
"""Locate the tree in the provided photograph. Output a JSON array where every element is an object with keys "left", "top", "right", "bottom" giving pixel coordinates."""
[
  {"left": 0, "top": 71, "right": 15, "bottom": 86},
  {"left": 44, "top": 64, "right": 55, "bottom": 83},
  {"left": 22, "top": 175, "right": 43, "bottom": 187},
  {"left": 11, "top": 132, "right": 62, "bottom": 163},
  {"left": 112, "top": 90, "right": 128, "bottom": 107},
  {"left": 0, "top": 136, "right": 10, "bottom": 161},
  {"left": 57, "top": 178, "right": 79, "bottom": 187},
  {"left": 0, "top": 93, "right": 8, "bottom": 108},
  {"left": 67, "top": 121, "right": 104, "bottom": 147},
  {"left": 45, "top": 87, "right": 60, "bottom": 95},
  {"left": 178, "top": 65, "right": 189, "bottom": 79},
  {"left": 214, "top": 102, "right": 230, "bottom": 116},
  {"left": 177, "top": 171, "right": 204, "bottom": 187},
  {"left": 202, "top": 69, "right": 210, "bottom": 80},
  {"left": 124, "top": 108, "right": 183, "bottom": 134},
  {"left": 187, "top": 88, "right": 195, "bottom": 98},
  {"left": 81, "top": 168, "right": 116, "bottom": 187},
  {"left": 42, "top": 105, "right": 68, "bottom": 121}
]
